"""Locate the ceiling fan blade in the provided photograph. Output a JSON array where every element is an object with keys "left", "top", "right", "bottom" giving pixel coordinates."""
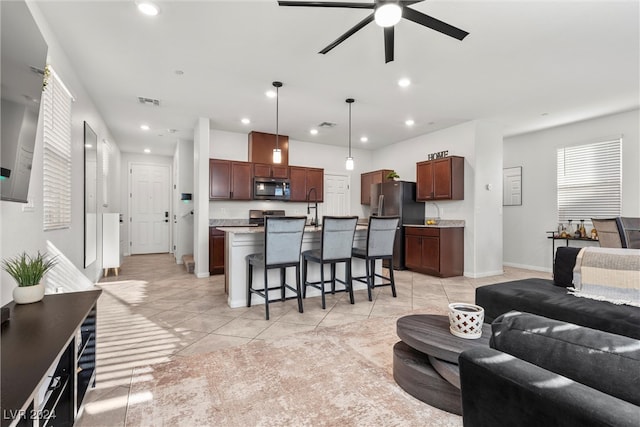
[
  {"left": 319, "top": 13, "right": 375, "bottom": 54},
  {"left": 278, "top": 1, "right": 374, "bottom": 9},
  {"left": 384, "top": 26, "right": 394, "bottom": 63},
  {"left": 402, "top": 7, "right": 469, "bottom": 41}
]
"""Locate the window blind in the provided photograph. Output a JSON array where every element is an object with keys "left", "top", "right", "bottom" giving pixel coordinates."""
[
  {"left": 43, "top": 68, "right": 72, "bottom": 230},
  {"left": 557, "top": 139, "right": 622, "bottom": 223}
]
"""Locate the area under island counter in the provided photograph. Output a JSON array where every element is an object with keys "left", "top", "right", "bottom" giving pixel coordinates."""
[{"left": 217, "top": 225, "right": 375, "bottom": 308}]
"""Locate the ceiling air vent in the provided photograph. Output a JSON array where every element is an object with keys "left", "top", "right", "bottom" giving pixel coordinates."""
[
  {"left": 318, "top": 122, "right": 337, "bottom": 128},
  {"left": 137, "top": 96, "right": 160, "bottom": 106}
]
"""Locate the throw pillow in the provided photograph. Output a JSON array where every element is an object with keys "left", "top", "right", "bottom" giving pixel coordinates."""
[{"left": 553, "top": 246, "right": 581, "bottom": 287}]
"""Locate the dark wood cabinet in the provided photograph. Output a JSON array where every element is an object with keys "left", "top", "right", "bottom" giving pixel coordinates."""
[
  {"left": 405, "top": 226, "right": 464, "bottom": 277},
  {"left": 289, "top": 166, "right": 324, "bottom": 202},
  {"left": 1, "top": 291, "right": 101, "bottom": 427},
  {"left": 416, "top": 156, "right": 464, "bottom": 201},
  {"left": 248, "top": 131, "right": 289, "bottom": 166},
  {"left": 209, "top": 227, "right": 225, "bottom": 275},
  {"left": 360, "top": 169, "right": 394, "bottom": 204},
  {"left": 209, "top": 159, "right": 252, "bottom": 200},
  {"left": 253, "top": 163, "right": 289, "bottom": 178}
]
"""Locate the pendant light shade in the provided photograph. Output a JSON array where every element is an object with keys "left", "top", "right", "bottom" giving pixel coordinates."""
[
  {"left": 345, "top": 98, "right": 355, "bottom": 171},
  {"left": 272, "top": 81, "right": 283, "bottom": 164}
]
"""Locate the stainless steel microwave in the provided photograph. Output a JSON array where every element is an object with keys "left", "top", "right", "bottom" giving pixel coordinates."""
[{"left": 253, "top": 178, "right": 290, "bottom": 200}]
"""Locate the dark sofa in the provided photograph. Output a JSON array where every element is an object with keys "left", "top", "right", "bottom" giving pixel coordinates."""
[
  {"left": 459, "top": 312, "right": 640, "bottom": 427},
  {"left": 475, "top": 247, "right": 640, "bottom": 339}
]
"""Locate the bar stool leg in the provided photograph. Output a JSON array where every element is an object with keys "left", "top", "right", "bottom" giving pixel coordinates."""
[
  {"left": 365, "top": 258, "right": 373, "bottom": 301},
  {"left": 247, "top": 263, "right": 253, "bottom": 308},
  {"left": 280, "top": 268, "right": 286, "bottom": 301},
  {"left": 346, "top": 260, "right": 354, "bottom": 304},
  {"left": 320, "top": 263, "right": 326, "bottom": 309},
  {"left": 264, "top": 267, "right": 270, "bottom": 321},
  {"left": 330, "top": 263, "right": 336, "bottom": 294},
  {"left": 295, "top": 264, "right": 304, "bottom": 314},
  {"left": 302, "top": 257, "right": 308, "bottom": 299},
  {"left": 388, "top": 259, "right": 397, "bottom": 297}
]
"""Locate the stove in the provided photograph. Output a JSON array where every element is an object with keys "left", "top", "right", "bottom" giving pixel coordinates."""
[{"left": 249, "top": 209, "right": 286, "bottom": 226}]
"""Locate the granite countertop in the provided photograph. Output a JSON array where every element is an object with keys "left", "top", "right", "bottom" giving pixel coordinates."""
[
  {"left": 209, "top": 219, "right": 255, "bottom": 227},
  {"left": 217, "top": 225, "right": 369, "bottom": 234},
  {"left": 404, "top": 220, "right": 465, "bottom": 228}
]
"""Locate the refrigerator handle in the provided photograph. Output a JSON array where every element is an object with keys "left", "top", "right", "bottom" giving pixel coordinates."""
[{"left": 378, "top": 195, "right": 384, "bottom": 216}]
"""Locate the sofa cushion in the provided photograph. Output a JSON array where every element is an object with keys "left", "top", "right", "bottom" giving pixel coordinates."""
[
  {"left": 553, "top": 246, "right": 582, "bottom": 287},
  {"left": 476, "top": 278, "right": 640, "bottom": 339},
  {"left": 490, "top": 311, "right": 640, "bottom": 406}
]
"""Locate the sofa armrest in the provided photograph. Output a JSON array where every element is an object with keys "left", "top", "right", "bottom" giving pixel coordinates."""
[{"left": 459, "top": 347, "right": 640, "bottom": 427}]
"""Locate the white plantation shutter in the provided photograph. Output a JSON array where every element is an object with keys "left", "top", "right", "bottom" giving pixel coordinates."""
[
  {"left": 557, "top": 139, "right": 622, "bottom": 223},
  {"left": 43, "top": 68, "right": 72, "bottom": 230}
]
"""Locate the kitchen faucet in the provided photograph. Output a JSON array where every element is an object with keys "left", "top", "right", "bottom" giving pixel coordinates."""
[{"left": 306, "top": 187, "right": 319, "bottom": 227}]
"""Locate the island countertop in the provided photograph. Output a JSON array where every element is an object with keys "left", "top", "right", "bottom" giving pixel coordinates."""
[
  {"left": 217, "top": 225, "right": 369, "bottom": 234},
  {"left": 404, "top": 220, "right": 465, "bottom": 228}
]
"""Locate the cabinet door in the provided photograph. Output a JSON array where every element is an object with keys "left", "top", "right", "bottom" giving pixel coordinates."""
[
  {"left": 433, "top": 158, "right": 453, "bottom": 199},
  {"left": 416, "top": 162, "right": 434, "bottom": 201},
  {"left": 271, "top": 165, "right": 289, "bottom": 178},
  {"left": 306, "top": 168, "right": 324, "bottom": 202},
  {"left": 289, "top": 166, "right": 307, "bottom": 201},
  {"left": 253, "top": 163, "right": 271, "bottom": 178},
  {"left": 210, "top": 159, "right": 231, "bottom": 199},
  {"left": 421, "top": 236, "right": 441, "bottom": 272},
  {"left": 210, "top": 228, "right": 225, "bottom": 275},
  {"left": 361, "top": 173, "right": 373, "bottom": 205},
  {"left": 231, "top": 162, "right": 252, "bottom": 200},
  {"left": 405, "top": 234, "right": 422, "bottom": 269}
]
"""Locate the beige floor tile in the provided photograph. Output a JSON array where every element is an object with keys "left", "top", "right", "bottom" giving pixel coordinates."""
[
  {"left": 317, "top": 311, "right": 369, "bottom": 328},
  {"left": 256, "top": 321, "right": 318, "bottom": 341},
  {"left": 173, "top": 313, "right": 235, "bottom": 333},
  {"left": 175, "top": 334, "right": 252, "bottom": 356},
  {"left": 148, "top": 310, "right": 198, "bottom": 328},
  {"left": 240, "top": 301, "right": 294, "bottom": 320},
  {"left": 331, "top": 298, "right": 375, "bottom": 316},
  {"left": 76, "top": 386, "right": 130, "bottom": 427},
  {"left": 213, "top": 317, "right": 273, "bottom": 338}
]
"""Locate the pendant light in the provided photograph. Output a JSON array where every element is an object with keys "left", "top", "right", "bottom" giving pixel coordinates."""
[
  {"left": 345, "top": 98, "right": 355, "bottom": 170},
  {"left": 272, "top": 81, "right": 283, "bottom": 164}
]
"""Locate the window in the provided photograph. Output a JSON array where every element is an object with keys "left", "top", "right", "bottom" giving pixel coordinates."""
[
  {"left": 43, "top": 67, "right": 73, "bottom": 230},
  {"left": 557, "top": 139, "right": 622, "bottom": 223}
]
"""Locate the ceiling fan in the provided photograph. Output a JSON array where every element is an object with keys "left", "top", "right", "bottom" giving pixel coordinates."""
[{"left": 277, "top": 0, "right": 469, "bottom": 63}]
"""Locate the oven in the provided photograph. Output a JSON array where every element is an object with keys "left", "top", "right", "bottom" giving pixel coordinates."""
[{"left": 249, "top": 209, "right": 286, "bottom": 227}]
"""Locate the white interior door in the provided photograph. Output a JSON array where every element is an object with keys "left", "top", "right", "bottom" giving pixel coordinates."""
[
  {"left": 130, "top": 163, "right": 170, "bottom": 254},
  {"left": 324, "top": 173, "right": 350, "bottom": 216}
]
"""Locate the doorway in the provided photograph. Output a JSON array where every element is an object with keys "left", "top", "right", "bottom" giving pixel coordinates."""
[
  {"left": 129, "top": 163, "right": 171, "bottom": 254},
  {"left": 324, "top": 173, "right": 351, "bottom": 216}
]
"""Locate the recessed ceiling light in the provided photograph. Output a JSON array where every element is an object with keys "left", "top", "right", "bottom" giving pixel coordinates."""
[
  {"left": 266, "top": 90, "right": 277, "bottom": 98},
  {"left": 85, "top": 144, "right": 92, "bottom": 148},
  {"left": 144, "top": 148, "right": 151, "bottom": 153},
  {"left": 241, "top": 118, "right": 251, "bottom": 125},
  {"left": 541, "top": 112, "right": 549, "bottom": 116},
  {"left": 175, "top": 70, "right": 184, "bottom": 76},
  {"left": 140, "top": 124, "right": 150, "bottom": 131},
  {"left": 137, "top": 2, "right": 159, "bottom": 16},
  {"left": 310, "top": 129, "right": 318, "bottom": 135},
  {"left": 398, "top": 78, "right": 411, "bottom": 88},
  {"left": 405, "top": 119, "right": 415, "bottom": 126},
  {"left": 360, "top": 136, "right": 368, "bottom": 143}
]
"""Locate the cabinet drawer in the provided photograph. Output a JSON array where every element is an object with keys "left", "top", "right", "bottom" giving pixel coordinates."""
[{"left": 405, "top": 226, "right": 440, "bottom": 237}]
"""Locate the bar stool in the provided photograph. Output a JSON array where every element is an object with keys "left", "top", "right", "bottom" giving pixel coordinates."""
[
  {"left": 352, "top": 216, "right": 400, "bottom": 301},
  {"left": 301, "top": 216, "right": 359, "bottom": 309},
  {"left": 246, "top": 216, "right": 306, "bottom": 320}
]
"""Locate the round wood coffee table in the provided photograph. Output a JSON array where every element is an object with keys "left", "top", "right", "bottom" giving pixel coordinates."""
[{"left": 393, "top": 314, "right": 491, "bottom": 415}]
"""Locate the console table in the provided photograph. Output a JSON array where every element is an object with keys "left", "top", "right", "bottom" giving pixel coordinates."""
[
  {"left": 546, "top": 231, "right": 599, "bottom": 266},
  {"left": 1, "top": 289, "right": 101, "bottom": 427},
  {"left": 393, "top": 314, "right": 490, "bottom": 415}
]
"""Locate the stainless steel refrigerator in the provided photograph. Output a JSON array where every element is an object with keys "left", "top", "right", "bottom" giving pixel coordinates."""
[{"left": 371, "top": 181, "right": 425, "bottom": 269}]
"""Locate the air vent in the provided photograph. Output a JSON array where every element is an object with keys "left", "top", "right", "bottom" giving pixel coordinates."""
[
  {"left": 137, "top": 96, "right": 160, "bottom": 106},
  {"left": 318, "top": 122, "right": 337, "bottom": 128}
]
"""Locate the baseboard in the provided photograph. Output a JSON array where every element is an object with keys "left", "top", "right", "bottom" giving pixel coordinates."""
[
  {"left": 464, "top": 269, "right": 505, "bottom": 279},
  {"left": 503, "top": 262, "right": 551, "bottom": 273},
  {"left": 195, "top": 272, "right": 210, "bottom": 279}
]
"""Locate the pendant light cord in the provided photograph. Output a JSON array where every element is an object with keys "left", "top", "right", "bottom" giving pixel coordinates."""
[
  {"left": 348, "top": 101, "right": 352, "bottom": 157},
  {"left": 275, "top": 84, "right": 279, "bottom": 151}
]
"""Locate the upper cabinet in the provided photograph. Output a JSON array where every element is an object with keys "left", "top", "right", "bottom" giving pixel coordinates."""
[
  {"left": 209, "top": 159, "right": 252, "bottom": 200},
  {"left": 360, "top": 169, "right": 394, "bottom": 205},
  {"left": 248, "top": 131, "right": 289, "bottom": 166},
  {"left": 253, "top": 163, "right": 289, "bottom": 179},
  {"left": 416, "top": 156, "right": 464, "bottom": 201},
  {"left": 289, "top": 166, "right": 324, "bottom": 202}
]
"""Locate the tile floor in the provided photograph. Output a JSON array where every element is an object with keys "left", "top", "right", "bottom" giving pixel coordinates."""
[{"left": 77, "top": 253, "right": 549, "bottom": 426}]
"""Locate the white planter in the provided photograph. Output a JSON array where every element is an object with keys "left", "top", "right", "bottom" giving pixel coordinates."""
[
  {"left": 448, "top": 302, "right": 484, "bottom": 339},
  {"left": 13, "top": 283, "right": 45, "bottom": 304}
]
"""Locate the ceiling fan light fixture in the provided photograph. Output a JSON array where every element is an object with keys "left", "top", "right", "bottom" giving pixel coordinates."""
[{"left": 374, "top": 3, "right": 402, "bottom": 28}]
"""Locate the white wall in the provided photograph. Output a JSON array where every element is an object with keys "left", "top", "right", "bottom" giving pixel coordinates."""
[
  {"left": 503, "top": 109, "right": 640, "bottom": 272},
  {"left": 1, "top": 3, "right": 122, "bottom": 305},
  {"left": 174, "top": 139, "right": 194, "bottom": 263}
]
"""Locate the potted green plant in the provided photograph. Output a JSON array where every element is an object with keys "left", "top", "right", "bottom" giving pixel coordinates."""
[
  {"left": 386, "top": 171, "right": 400, "bottom": 180},
  {"left": 2, "top": 252, "right": 57, "bottom": 304}
]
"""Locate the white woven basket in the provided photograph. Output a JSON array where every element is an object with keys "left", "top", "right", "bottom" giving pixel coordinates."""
[{"left": 448, "top": 303, "right": 484, "bottom": 339}]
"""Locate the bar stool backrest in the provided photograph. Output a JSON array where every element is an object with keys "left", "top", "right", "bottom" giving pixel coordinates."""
[
  {"left": 366, "top": 216, "right": 400, "bottom": 257},
  {"left": 592, "top": 218, "right": 623, "bottom": 248},
  {"left": 321, "top": 216, "right": 359, "bottom": 260},
  {"left": 619, "top": 217, "right": 640, "bottom": 249},
  {"left": 265, "top": 216, "right": 306, "bottom": 266}
]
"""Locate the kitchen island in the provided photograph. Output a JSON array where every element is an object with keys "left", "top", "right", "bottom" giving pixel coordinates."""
[{"left": 217, "top": 225, "right": 373, "bottom": 308}]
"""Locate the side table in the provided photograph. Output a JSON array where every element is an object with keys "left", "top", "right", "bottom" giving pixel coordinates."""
[{"left": 393, "top": 314, "right": 491, "bottom": 415}]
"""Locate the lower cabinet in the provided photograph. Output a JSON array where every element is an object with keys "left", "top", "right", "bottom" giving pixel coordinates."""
[
  {"left": 209, "top": 227, "right": 225, "bottom": 275},
  {"left": 405, "top": 226, "right": 464, "bottom": 277}
]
